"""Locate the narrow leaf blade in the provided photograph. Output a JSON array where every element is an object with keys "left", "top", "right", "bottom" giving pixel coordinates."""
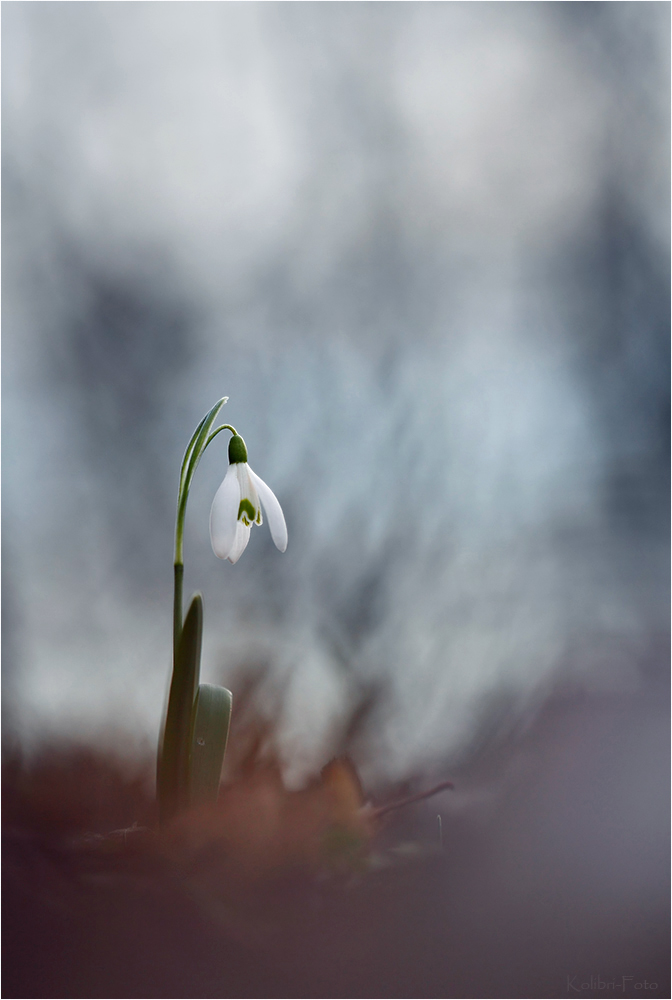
[
  {"left": 182, "top": 397, "right": 228, "bottom": 497},
  {"left": 179, "top": 397, "right": 228, "bottom": 494},
  {"left": 189, "top": 683, "right": 232, "bottom": 807},
  {"left": 158, "top": 593, "right": 203, "bottom": 822}
]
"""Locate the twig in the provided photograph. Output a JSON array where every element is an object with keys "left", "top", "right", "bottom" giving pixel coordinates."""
[{"left": 370, "top": 780, "right": 454, "bottom": 820}]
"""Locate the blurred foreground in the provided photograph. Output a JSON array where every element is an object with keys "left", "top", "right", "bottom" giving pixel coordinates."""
[{"left": 4, "top": 646, "right": 669, "bottom": 1000}]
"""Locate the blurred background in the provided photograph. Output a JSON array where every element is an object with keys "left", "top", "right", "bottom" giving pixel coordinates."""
[{"left": 2, "top": 2, "right": 669, "bottom": 792}]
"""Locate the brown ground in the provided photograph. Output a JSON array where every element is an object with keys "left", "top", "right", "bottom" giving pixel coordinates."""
[{"left": 3, "top": 661, "right": 669, "bottom": 999}]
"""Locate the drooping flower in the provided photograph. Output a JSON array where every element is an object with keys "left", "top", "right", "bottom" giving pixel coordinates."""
[{"left": 209, "top": 434, "right": 288, "bottom": 564}]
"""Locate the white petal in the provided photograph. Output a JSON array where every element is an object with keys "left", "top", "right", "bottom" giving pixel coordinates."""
[
  {"left": 236, "top": 463, "right": 261, "bottom": 523},
  {"left": 209, "top": 465, "right": 241, "bottom": 559},
  {"left": 227, "top": 521, "right": 251, "bottom": 564},
  {"left": 248, "top": 467, "right": 288, "bottom": 552}
]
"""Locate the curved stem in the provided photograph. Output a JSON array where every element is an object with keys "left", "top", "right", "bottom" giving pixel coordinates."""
[
  {"left": 205, "top": 424, "right": 237, "bottom": 448},
  {"left": 172, "top": 403, "right": 234, "bottom": 639}
]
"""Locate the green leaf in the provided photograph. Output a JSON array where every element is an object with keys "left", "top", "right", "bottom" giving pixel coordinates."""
[
  {"left": 158, "top": 593, "right": 203, "bottom": 823},
  {"left": 189, "top": 683, "right": 232, "bottom": 807},
  {"left": 174, "top": 399, "right": 230, "bottom": 566},
  {"left": 179, "top": 397, "right": 228, "bottom": 495},
  {"left": 182, "top": 397, "right": 228, "bottom": 498}
]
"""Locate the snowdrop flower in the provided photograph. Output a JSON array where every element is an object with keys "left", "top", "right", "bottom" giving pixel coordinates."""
[{"left": 210, "top": 434, "right": 288, "bottom": 564}]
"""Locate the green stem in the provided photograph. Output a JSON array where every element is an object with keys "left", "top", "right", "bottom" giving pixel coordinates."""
[
  {"left": 205, "top": 423, "right": 237, "bottom": 448},
  {"left": 174, "top": 491, "right": 188, "bottom": 567},
  {"left": 173, "top": 562, "right": 184, "bottom": 664},
  {"left": 158, "top": 397, "right": 235, "bottom": 823}
]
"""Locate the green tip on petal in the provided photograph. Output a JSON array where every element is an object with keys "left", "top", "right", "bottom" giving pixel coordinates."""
[
  {"left": 228, "top": 434, "right": 248, "bottom": 464},
  {"left": 237, "top": 498, "right": 256, "bottom": 523}
]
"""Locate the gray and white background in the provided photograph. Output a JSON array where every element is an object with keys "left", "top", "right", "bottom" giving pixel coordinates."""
[{"left": 3, "top": 2, "right": 669, "bottom": 791}]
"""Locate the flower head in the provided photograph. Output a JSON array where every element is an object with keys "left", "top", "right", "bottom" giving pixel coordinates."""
[{"left": 209, "top": 434, "right": 288, "bottom": 564}]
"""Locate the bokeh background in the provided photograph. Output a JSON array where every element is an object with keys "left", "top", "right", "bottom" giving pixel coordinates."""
[{"left": 3, "top": 2, "right": 669, "bottom": 794}]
